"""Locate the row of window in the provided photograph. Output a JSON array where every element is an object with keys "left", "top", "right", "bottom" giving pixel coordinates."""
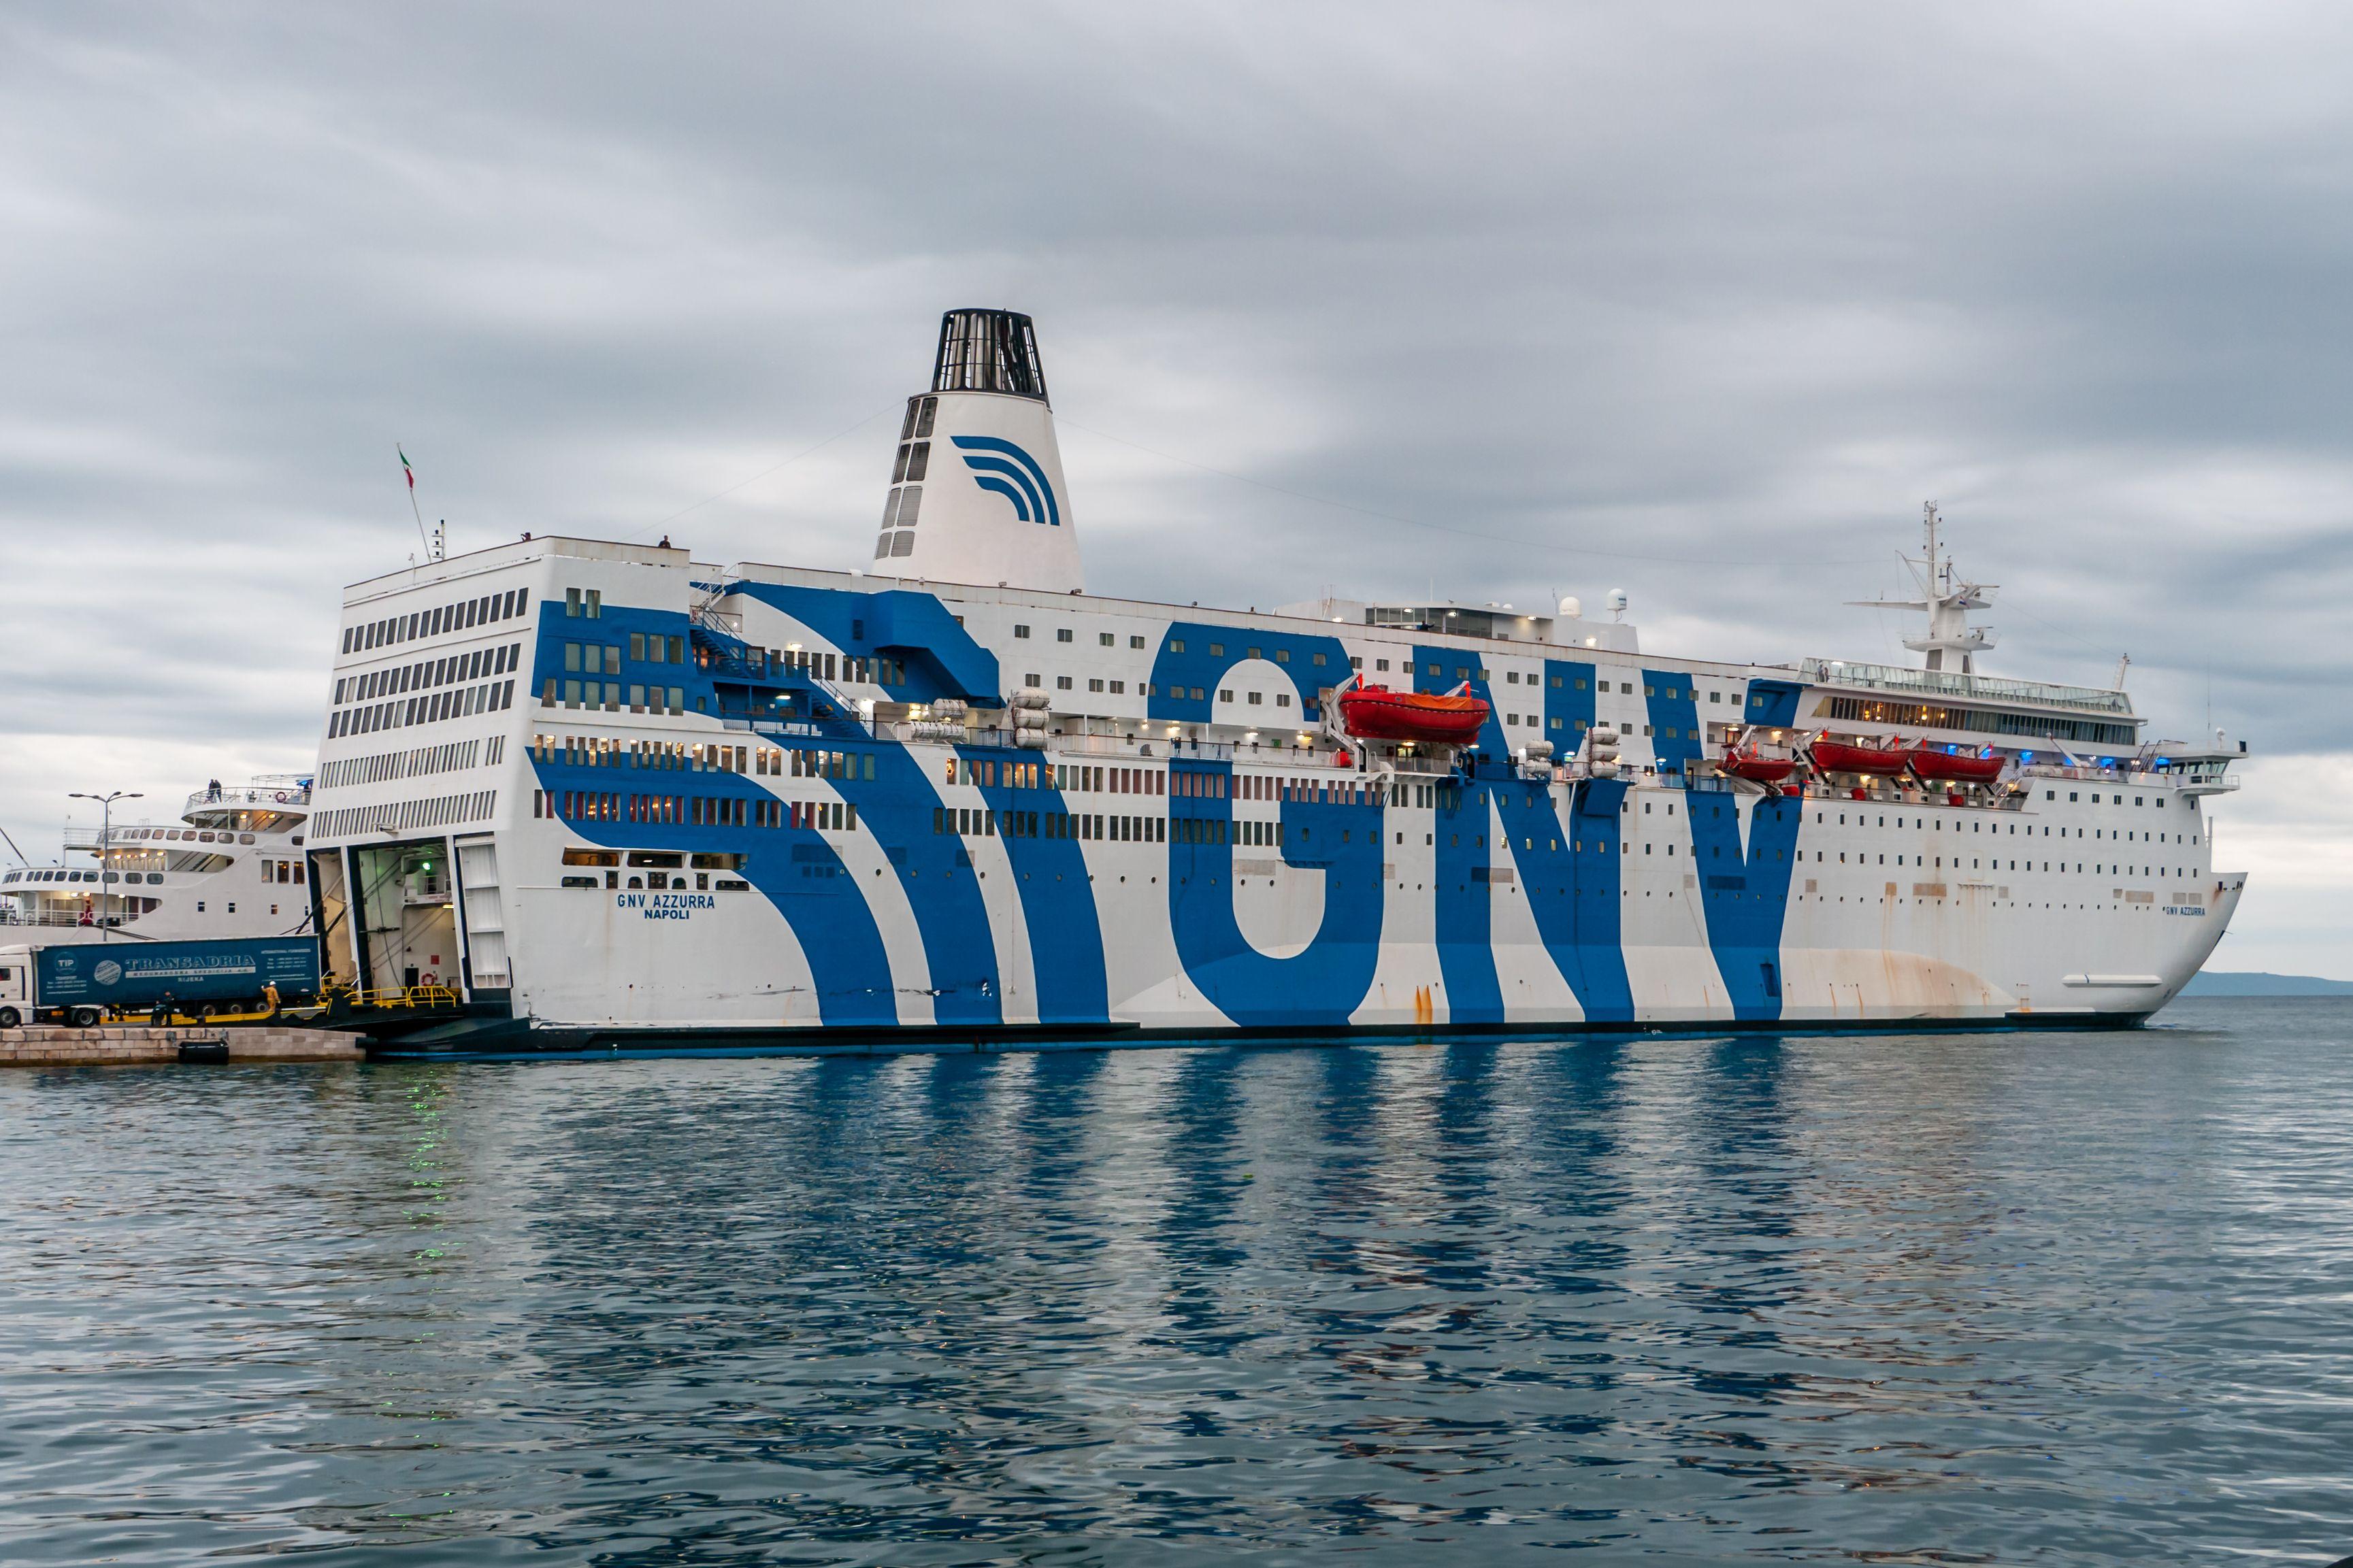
[
  {"left": 534, "top": 735, "right": 749, "bottom": 773},
  {"left": 1816, "top": 807, "right": 2196, "bottom": 846},
  {"left": 548, "top": 680, "right": 689, "bottom": 714},
  {"left": 1827, "top": 695, "right": 2137, "bottom": 748},
  {"left": 345, "top": 586, "right": 528, "bottom": 656},
  {"left": 336, "top": 643, "right": 523, "bottom": 707},
  {"left": 313, "top": 790, "right": 497, "bottom": 839},
  {"left": 936, "top": 808, "right": 1165, "bottom": 843},
  {"left": 333, "top": 680, "right": 517, "bottom": 739},
  {"left": 534, "top": 789, "right": 859, "bottom": 833},
  {"left": 1813, "top": 852, "right": 2201, "bottom": 878},
  {"left": 320, "top": 739, "right": 488, "bottom": 790},
  {"left": 561, "top": 849, "right": 744, "bottom": 869},
  {"left": 565, "top": 635, "right": 689, "bottom": 677},
  {"left": 1017, "top": 626, "right": 1150, "bottom": 648},
  {"left": 104, "top": 825, "right": 260, "bottom": 845}
]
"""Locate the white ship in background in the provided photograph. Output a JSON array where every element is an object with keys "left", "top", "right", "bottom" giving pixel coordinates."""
[
  {"left": 1, "top": 778, "right": 314, "bottom": 944},
  {"left": 297, "top": 309, "right": 2245, "bottom": 1052}
]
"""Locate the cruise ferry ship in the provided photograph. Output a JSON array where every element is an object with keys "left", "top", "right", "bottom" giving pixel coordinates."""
[
  {"left": 1, "top": 778, "right": 314, "bottom": 944},
  {"left": 303, "top": 310, "right": 2245, "bottom": 1050}
]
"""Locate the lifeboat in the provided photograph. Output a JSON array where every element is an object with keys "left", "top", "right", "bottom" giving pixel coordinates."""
[
  {"left": 1908, "top": 748, "right": 2005, "bottom": 784},
  {"left": 1808, "top": 737, "right": 1913, "bottom": 775},
  {"left": 1336, "top": 683, "right": 1490, "bottom": 745},
  {"left": 1717, "top": 746, "right": 1796, "bottom": 783}
]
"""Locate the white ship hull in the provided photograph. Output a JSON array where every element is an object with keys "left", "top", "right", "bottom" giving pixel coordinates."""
[{"left": 303, "top": 554, "right": 2243, "bottom": 1052}]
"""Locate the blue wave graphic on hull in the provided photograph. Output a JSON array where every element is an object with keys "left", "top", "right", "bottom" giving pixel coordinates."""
[{"left": 951, "top": 437, "right": 1061, "bottom": 527}]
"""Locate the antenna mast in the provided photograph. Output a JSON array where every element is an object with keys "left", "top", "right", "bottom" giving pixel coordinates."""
[{"left": 1847, "top": 500, "right": 1999, "bottom": 673}]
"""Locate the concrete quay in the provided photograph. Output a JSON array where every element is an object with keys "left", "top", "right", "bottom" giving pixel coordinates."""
[{"left": 0, "top": 1026, "right": 364, "bottom": 1066}]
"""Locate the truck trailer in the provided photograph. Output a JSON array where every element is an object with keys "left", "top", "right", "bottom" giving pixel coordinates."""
[{"left": 0, "top": 936, "right": 321, "bottom": 1027}]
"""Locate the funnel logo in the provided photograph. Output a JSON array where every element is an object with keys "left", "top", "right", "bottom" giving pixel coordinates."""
[{"left": 951, "top": 436, "right": 1061, "bottom": 527}]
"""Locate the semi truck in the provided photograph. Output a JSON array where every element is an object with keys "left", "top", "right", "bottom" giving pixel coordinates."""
[{"left": 0, "top": 936, "right": 321, "bottom": 1028}]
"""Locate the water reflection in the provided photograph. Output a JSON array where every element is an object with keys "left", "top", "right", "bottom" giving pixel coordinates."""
[{"left": 1, "top": 1007, "right": 2349, "bottom": 1565}]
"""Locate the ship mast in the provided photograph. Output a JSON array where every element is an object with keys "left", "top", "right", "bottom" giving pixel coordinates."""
[{"left": 1848, "top": 501, "right": 1998, "bottom": 673}]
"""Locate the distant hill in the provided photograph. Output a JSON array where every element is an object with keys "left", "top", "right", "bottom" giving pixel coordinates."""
[{"left": 2181, "top": 972, "right": 2353, "bottom": 997}]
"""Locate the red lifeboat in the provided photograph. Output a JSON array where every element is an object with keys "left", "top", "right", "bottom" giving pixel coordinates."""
[
  {"left": 1809, "top": 737, "right": 1913, "bottom": 775},
  {"left": 1908, "top": 748, "right": 2005, "bottom": 784},
  {"left": 1717, "top": 746, "right": 1796, "bottom": 783},
  {"left": 1336, "top": 683, "right": 1490, "bottom": 745}
]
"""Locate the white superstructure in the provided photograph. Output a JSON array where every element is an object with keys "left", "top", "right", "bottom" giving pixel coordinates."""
[{"left": 299, "top": 310, "right": 2246, "bottom": 1050}]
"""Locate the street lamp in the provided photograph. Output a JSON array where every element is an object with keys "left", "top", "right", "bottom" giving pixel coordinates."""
[{"left": 68, "top": 791, "right": 142, "bottom": 940}]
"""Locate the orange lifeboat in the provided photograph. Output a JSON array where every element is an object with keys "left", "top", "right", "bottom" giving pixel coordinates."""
[
  {"left": 1908, "top": 748, "right": 2005, "bottom": 784},
  {"left": 1336, "top": 683, "right": 1490, "bottom": 745},
  {"left": 1717, "top": 745, "right": 1796, "bottom": 783},
  {"left": 1809, "top": 737, "right": 1912, "bottom": 775}
]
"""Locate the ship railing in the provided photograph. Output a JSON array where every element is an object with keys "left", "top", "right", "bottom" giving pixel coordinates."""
[
  {"left": 2014, "top": 761, "right": 2172, "bottom": 784},
  {"left": 1800, "top": 657, "right": 2135, "bottom": 715},
  {"left": 184, "top": 786, "right": 310, "bottom": 815},
  {"left": 0, "top": 909, "right": 131, "bottom": 928}
]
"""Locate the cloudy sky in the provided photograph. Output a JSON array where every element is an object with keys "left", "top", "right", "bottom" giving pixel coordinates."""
[{"left": 5, "top": 3, "right": 2348, "bottom": 972}]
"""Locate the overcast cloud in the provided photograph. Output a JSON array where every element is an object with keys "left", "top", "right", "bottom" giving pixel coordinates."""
[{"left": 3, "top": 3, "right": 2348, "bottom": 970}]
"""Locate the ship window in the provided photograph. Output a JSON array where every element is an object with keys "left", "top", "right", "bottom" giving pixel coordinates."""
[
  {"left": 1314, "top": 653, "right": 1328, "bottom": 666},
  {"left": 915, "top": 397, "right": 937, "bottom": 437},
  {"left": 631, "top": 633, "right": 645, "bottom": 661},
  {"left": 1109, "top": 680, "right": 1124, "bottom": 694},
  {"left": 1248, "top": 692, "right": 1262, "bottom": 705},
  {"left": 1015, "top": 624, "right": 1031, "bottom": 638},
  {"left": 1710, "top": 691, "right": 1722, "bottom": 702},
  {"left": 1058, "top": 629, "right": 1074, "bottom": 643},
  {"left": 905, "top": 441, "right": 930, "bottom": 482},
  {"left": 1507, "top": 671, "right": 1519, "bottom": 684},
  {"left": 1099, "top": 633, "right": 1114, "bottom": 646},
  {"left": 1208, "top": 643, "right": 1223, "bottom": 656},
  {"left": 1057, "top": 676, "right": 1073, "bottom": 689},
  {"left": 1645, "top": 685, "right": 1655, "bottom": 697},
  {"left": 1089, "top": 678, "right": 1105, "bottom": 693},
  {"left": 1376, "top": 659, "right": 1389, "bottom": 671},
  {"left": 1219, "top": 688, "right": 1233, "bottom": 702},
  {"left": 1276, "top": 694, "right": 1291, "bottom": 707}
]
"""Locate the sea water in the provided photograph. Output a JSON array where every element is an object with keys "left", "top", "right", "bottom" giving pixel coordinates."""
[{"left": 3, "top": 999, "right": 2348, "bottom": 1564}]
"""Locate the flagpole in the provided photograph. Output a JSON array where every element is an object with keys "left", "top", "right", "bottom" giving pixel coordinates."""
[{"left": 400, "top": 445, "right": 431, "bottom": 556}]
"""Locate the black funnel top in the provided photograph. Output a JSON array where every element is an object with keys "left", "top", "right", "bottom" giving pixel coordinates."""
[{"left": 932, "top": 310, "right": 1049, "bottom": 403}]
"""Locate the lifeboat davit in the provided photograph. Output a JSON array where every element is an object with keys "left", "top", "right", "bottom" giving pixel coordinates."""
[
  {"left": 1908, "top": 748, "right": 2005, "bottom": 784},
  {"left": 1809, "top": 737, "right": 1913, "bottom": 775},
  {"left": 1717, "top": 746, "right": 1796, "bottom": 783},
  {"left": 1336, "top": 683, "right": 1490, "bottom": 745}
]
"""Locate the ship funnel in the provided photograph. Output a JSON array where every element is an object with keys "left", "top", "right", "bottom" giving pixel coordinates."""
[{"left": 870, "top": 309, "right": 1083, "bottom": 594}]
